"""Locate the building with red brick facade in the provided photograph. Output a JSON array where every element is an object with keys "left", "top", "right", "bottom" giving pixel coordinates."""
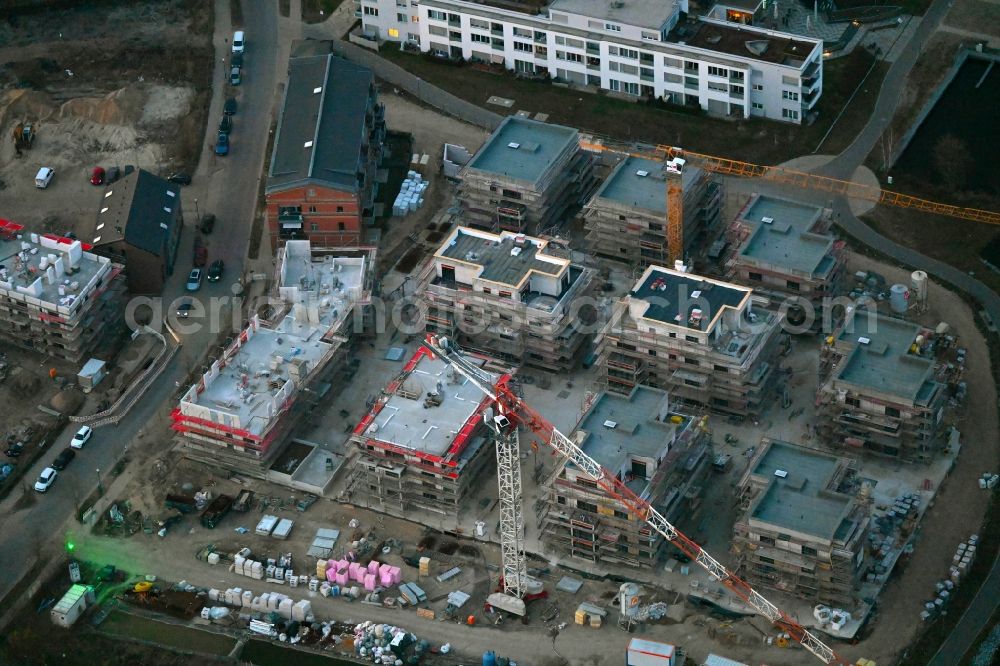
[{"left": 266, "top": 55, "right": 385, "bottom": 249}]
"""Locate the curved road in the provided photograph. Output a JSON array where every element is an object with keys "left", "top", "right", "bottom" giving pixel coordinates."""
[{"left": 0, "top": 0, "right": 281, "bottom": 602}]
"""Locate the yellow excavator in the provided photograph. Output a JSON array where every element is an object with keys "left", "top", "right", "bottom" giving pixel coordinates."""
[{"left": 12, "top": 122, "right": 36, "bottom": 156}]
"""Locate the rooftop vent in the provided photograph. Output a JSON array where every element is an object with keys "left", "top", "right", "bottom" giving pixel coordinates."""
[
  {"left": 706, "top": 35, "right": 722, "bottom": 44},
  {"left": 304, "top": 140, "right": 314, "bottom": 148},
  {"left": 691, "top": 290, "right": 701, "bottom": 298},
  {"left": 762, "top": 216, "right": 774, "bottom": 224},
  {"left": 511, "top": 247, "right": 523, "bottom": 257},
  {"left": 507, "top": 142, "right": 521, "bottom": 149},
  {"left": 603, "top": 420, "right": 617, "bottom": 428},
  {"left": 313, "top": 86, "right": 323, "bottom": 94},
  {"left": 774, "top": 469, "right": 788, "bottom": 478},
  {"left": 746, "top": 40, "right": 770, "bottom": 56},
  {"left": 858, "top": 336, "right": 871, "bottom": 345},
  {"left": 166, "top": 190, "right": 176, "bottom": 198},
  {"left": 636, "top": 170, "right": 650, "bottom": 177}
]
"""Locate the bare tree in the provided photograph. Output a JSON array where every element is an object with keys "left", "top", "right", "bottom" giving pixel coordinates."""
[{"left": 933, "top": 133, "right": 973, "bottom": 192}]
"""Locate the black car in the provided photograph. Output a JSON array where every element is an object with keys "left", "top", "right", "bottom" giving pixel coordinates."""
[
  {"left": 167, "top": 172, "right": 192, "bottom": 185},
  {"left": 200, "top": 214, "right": 216, "bottom": 234},
  {"left": 5, "top": 442, "right": 23, "bottom": 457},
  {"left": 51, "top": 448, "right": 76, "bottom": 471},
  {"left": 105, "top": 166, "right": 121, "bottom": 184},
  {"left": 176, "top": 299, "right": 194, "bottom": 318},
  {"left": 207, "top": 259, "right": 224, "bottom": 282},
  {"left": 224, "top": 97, "right": 237, "bottom": 116},
  {"left": 232, "top": 51, "right": 244, "bottom": 68},
  {"left": 219, "top": 115, "right": 232, "bottom": 135}
]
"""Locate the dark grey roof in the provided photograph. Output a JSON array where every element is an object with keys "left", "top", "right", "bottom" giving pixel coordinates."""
[
  {"left": 266, "top": 55, "right": 375, "bottom": 194},
  {"left": 631, "top": 268, "right": 748, "bottom": 330},
  {"left": 439, "top": 229, "right": 567, "bottom": 286},
  {"left": 94, "top": 169, "right": 180, "bottom": 255}
]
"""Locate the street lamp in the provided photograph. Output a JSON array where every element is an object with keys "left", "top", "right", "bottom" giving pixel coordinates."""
[
  {"left": 194, "top": 197, "right": 201, "bottom": 224},
  {"left": 96, "top": 468, "right": 103, "bottom": 495}
]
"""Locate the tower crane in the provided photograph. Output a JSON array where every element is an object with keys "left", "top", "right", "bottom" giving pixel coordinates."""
[
  {"left": 578, "top": 137, "right": 1000, "bottom": 265},
  {"left": 424, "top": 333, "right": 851, "bottom": 666}
]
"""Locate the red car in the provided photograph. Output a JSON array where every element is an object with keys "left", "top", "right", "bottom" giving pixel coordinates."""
[{"left": 90, "top": 167, "right": 105, "bottom": 186}]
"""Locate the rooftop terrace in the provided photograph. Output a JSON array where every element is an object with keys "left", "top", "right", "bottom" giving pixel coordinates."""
[
  {"left": 575, "top": 387, "right": 688, "bottom": 494},
  {"left": 630, "top": 266, "right": 750, "bottom": 331},
  {"left": 437, "top": 227, "right": 571, "bottom": 286},
  {"left": 834, "top": 313, "right": 937, "bottom": 404},
  {"left": 591, "top": 157, "right": 702, "bottom": 215},
  {"left": 0, "top": 227, "right": 113, "bottom": 316},
  {"left": 667, "top": 19, "right": 819, "bottom": 67},
  {"left": 750, "top": 440, "right": 854, "bottom": 541},
  {"left": 466, "top": 117, "right": 578, "bottom": 186},
  {"left": 354, "top": 347, "right": 496, "bottom": 462}
]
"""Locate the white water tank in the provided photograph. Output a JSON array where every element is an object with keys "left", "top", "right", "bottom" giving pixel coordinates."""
[
  {"left": 911, "top": 270, "right": 928, "bottom": 303},
  {"left": 889, "top": 284, "right": 909, "bottom": 314}
]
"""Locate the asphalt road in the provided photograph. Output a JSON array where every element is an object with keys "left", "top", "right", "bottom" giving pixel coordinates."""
[{"left": 0, "top": 0, "right": 279, "bottom": 602}]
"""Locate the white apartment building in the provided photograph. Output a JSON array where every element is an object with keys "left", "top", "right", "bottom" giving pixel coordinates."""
[{"left": 359, "top": 0, "right": 822, "bottom": 123}]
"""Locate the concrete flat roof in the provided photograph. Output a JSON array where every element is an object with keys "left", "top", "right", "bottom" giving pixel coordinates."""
[
  {"left": 835, "top": 313, "right": 937, "bottom": 403},
  {"left": 0, "top": 231, "right": 113, "bottom": 316},
  {"left": 630, "top": 266, "right": 750, "bottom": 331},
  {"left": 550, "top": 0, "right": 678, "bottom": 30},
  {"left": 438, "top": 227, "right": 570, "bottom": 288},
  {"left": 751, "top": 440, "right": 852, "bottom": 541},
  {"left": 466, "top": 116, "right": 578, "bottom": 186},
  {"left": 355, "top": 347, "right": 495, "bottom": 461},
  {"left": 591, "top": 156, "right": 701, "bottom": 215},
  {"left": 739, "top": 223, "right": 833, "bottom": 276},
  {"left": 277, "top": 240, "right": 366, "bottom": 333},
  {"left": 576, "top": 387, "right": 684, "bottom": 473},
  {"left": 667, "top": 19, "right": 818, "bottom": 67}
]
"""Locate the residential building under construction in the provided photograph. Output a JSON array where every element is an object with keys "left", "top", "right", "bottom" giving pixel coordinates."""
[
  {"left": 456, "top": 116, "right": 595, "bottom": 234},
  {"left": 598, "top": 265, "right": 784, "bottom": 416},
  {"left": 421, "top": 226, "right": 594, "bottom": 372},
  {"left": 582, "top": 156, "right": 722, "bottom": 266},
  {"left": 172, "top": 241, "right": 373, "bottom": 474},
  {"left": 348, "top": 346, "right": 498, "bottom": 515},
  {"left": 733, "top": 438, "right": 870, "bottom": 608},
  {"left": 0, "top": 223, "right": 124, "bottom": 363},
  {"left": 538, "top": 386, "right": 710, "bottom": 567},
  {"left": 724, "top": 195, "right": 846, "bottom": 313},
  {"left": 816, "top": 310, "right": 952, "bottom": 462}
]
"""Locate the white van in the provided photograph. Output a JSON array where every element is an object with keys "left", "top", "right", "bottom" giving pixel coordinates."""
[
  {"left": 232, "top": 31, "right": 245, "bottom": 54},
  {"left": 35, "top": 167, "right": 54, "bottom": 189}
]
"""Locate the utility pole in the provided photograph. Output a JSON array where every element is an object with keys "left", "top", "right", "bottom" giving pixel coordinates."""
[{"left": 96, "top": 468, "right": 104, "bottom": 496}]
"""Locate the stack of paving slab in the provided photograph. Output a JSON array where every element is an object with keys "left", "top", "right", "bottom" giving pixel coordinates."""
[
  {"left": 232, "top": 554, "right": 265, "bottom": 580},
  {"left": 209, "top": 587, "right": 312, "bottom": 622},
  {"left": 392, "top": 171, "right": 428, "bottom": 217}
]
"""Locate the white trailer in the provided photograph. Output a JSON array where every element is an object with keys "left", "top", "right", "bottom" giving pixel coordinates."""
[
  {"left": 51, "top": 584, "right": 95, "bottom": 627},
  {"left": 627, "top": 638, "right": 676, "bottom": 666}
]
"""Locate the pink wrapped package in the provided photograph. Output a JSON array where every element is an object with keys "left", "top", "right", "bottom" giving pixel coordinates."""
[
  {"left": 389, "top": 566, "right": 402, "bottom": 585},
  {"left": 367, "top": 560, "right": 379, "bottom": 575},
  {"left": 364, "top": 573, "right": 377, "bottom": 591},
  {"left": 336, "top": 572, "right": 349, "bottom": 586},
  {"left": 326, "top": 568, "right": 338, "bottom": 582},
  {"left": 348, "top": 562, "right": 360, "bottom": 579},
  {"left": 380, "top": 572, "right": 394, "bottom": 587}
]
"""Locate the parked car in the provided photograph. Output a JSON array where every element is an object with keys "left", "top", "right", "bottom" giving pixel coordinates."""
[
  {"left": 34, "top": 467, "right": 57, "bottom": 493},
  {"left": 230, "top": 66, "right": 241, "bottom": 86},
  {"left": 105, "top": 166, "right": 121, "bottom": 184},
  {"left": 215, "top": 132, "right": 229, "bottom": 156},
  {"left": 207, "top": 259, "right": 224, "bottom": 283},
  {"left": 232, "top": 30, "right": 245, "bottom": 54},
  {"left": 231, "top": 51, "right": 243, "bottom": 68},
  {"left": 70, "top": 425, "right": 92, "bottom": 449},
  {"left": 176, "top": 299, "right": 194, "bottom": 318},
  {"left": 35, "top": 167, "right": 55, "bottom": 189},
  {"left": 52, "top": 448, "right": 76, "bottom": 471},
  {"left": 5, "top": 442, "right": 24, "bottom": 457},
  {"left": 224, "top": 97, "right": 237, "bottom": 116},
  {"left": 186, "top": 268, "right": 203, "bottom": 292},
  {"left": 90, "top": 166, "right": 105, "bottom": 186},
  {"left": 200, "top": 214, "right": 216, "bottom": 234},
  {"left": 167, "top": 172, "right": 192, "bottom": 185},
  {"left": 219, "top": 115, "right": 232, "bottom": 135}
]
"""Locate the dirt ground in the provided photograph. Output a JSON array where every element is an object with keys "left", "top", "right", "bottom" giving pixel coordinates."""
[{"left": 0, "top": 0, "right": 213, "bottom": 233}]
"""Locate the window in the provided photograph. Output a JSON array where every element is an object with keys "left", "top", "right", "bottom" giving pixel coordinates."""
[
  {"left": 556, "top": 51, "right": 581, "bottom": 63},
  {"left": 731, "top": 70, "right": 745, "bottom": 81},
  {"left": 499, "top": 290, "right": 512, "bottom": 299},
  {"left": 648, "top": 349, "right": 656, "bottom": 356},
  {"left": 338, "top": 222, "right": 346, "bottom": 232},
  {"left": 428, "top": 25, "right": 447, "bottom": 37},
  {"left": 605, "top": 22, "right": 622, "bottom": 32},
  {"left": 802, "top": 546, "right": 818, "bottom": 557},
  {"left": 336, "top": 206, "right": 344, "bottom": 212},
  {"left": 778, "top": 533, "right": 792, "bottom": 541},
  {"left": 408, "top": 32, "right": 419, "bottom": 41},
  {"left": 388, "top": 28, "right": 400, "bottom": 37},
  {"left": 663, "top": 56, "right": 681, "bottom": 68},
  {"left": 708, "top": 81, "right": 728, "bottom": 93},
  {"left": 308, "top": 205, "right": 317, "bottom": 212},
  {"left": 472, "top": 33, "right": 489, "bottom": 43},
  {"left": 641, "top": 31, "right": 658, "bottom": 41},
  {"left": 470, "top": 18, "right": 489, "bottom": 29},
  {"left": 752, "top": 83, "right": 764, "bottom": 91},
  {"left": 748, "top": 271, "right": 762, "bottom": 281},
  {"left": 618, "top": 47, "right": 638, "bottom": 59},
  {"left": 619, "top": 63, "right": 638, "bottom": 75},
  {"left": 714, "top": 364, "right": 727, "bottom": 372},
  {"left": 411, "top": 16, "right": 419, "bottom": 22},
  {"left": 787, "top": 280, "right": 800, "bottom": 291},
  {"left": 279, "top": 205, "right": 302, "bottom": 216},
  {"left": 577, "top": 500, "right": 598, "bottom": 513},
  {"left": 783, "top": 108, "right": 800, "bottom": 120},
  {"left": 513, "top": 26, "right": 531, "bottom": 38},
  {"left": 782, "top": 90, "right": 799, "bottom": 101},
  {"left": 684, "top": 357, "right": 698, "bottom": 365},
  {"left": 759, "top": 556, "right": 775, "bottom": 565},
  {"left": 707, "top": 65, "right": 727, "bottom": 77},
  {"left": 846, "top": 396, "right": 860, "bottom": 407},
  {"left": 363, "top": 5, "right": 378, "bottom": 15},
  {"left": 684, "top": 61, "right": 699, "bottom": 72},
  {"left": 685, "top": 335, "right": 699, "bottom": 343},
  {"left": 751, "top": 102, "right": 764, "bottom": 110},
  {"left": 731, "top": 84, "right": 744, "bottom": 96},
  {"left": 483, "top": 287, "right": 491, "bottom": 294},
  {"left": 759, "top": 535, "right": 775, "bottom": 546},
  {"left": 513, "top": 41, "right": 532, "bottom": 52},
  {"left": 311, "top": 223, "right": 319, "bottom": 231},
  {"left": 427, "top": 9, "right": 446, "bottom": 20},
  {"left": 885, "top": 406, "right": 901, "bottom": 418}
]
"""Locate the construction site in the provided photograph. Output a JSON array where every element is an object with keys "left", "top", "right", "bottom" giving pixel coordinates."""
[{"left": 2, "top": 1, "right": 1000, "bottom": 666}]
